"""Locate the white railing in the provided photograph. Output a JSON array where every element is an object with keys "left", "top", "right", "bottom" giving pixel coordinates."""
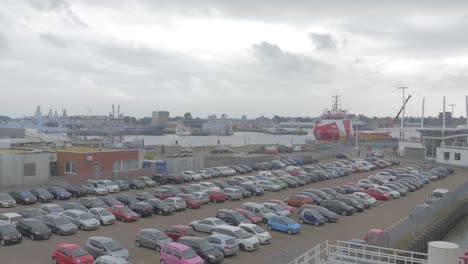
[{"left": 288, "top": 240, "right": 428, "bottom": 264}]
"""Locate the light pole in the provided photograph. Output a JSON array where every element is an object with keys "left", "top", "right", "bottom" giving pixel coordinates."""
[
  {"left": 449, "top": 104, "right": 455, "bottom": 127},
  {"left": 398, "top": 87, "right": 408, "bottom": 140}
]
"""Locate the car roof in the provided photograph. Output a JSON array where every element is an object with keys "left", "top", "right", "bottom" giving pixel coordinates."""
[
  {"left": 238, "top": 223, "right": 256, "bottom": 228},
  {"left": 41, "top": 204, "right": 60, "bottom": 208},
  {"left": 140, "top": 228, "right": 162, "bottom": 233},
  {"left": 66, "top": 209, "right": 86, "bottom": 214},
  {"left": 89, "top": 236, "right": 114, "bottom": 242},
  {"left": 172, "top": 225, "right": 190, "bottom": 230},
  {"left": 1, "top": 213, "right": 22, "bottom": 217},
  {"left": 165, "top": 242, "right": 191, "bottom": 250},
  {"left": 95, "top": 255, "right": 128, "bottom": 263},
  {"left": 215, "top": 225, "right": 241, "bottom": 231}
]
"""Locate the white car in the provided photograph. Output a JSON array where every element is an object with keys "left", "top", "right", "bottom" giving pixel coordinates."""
[
  {"left": 0, "top": 213, "right": 23, "bottom": 224},
  {"left": 189, "top": 184, "right": 209, "bottom": 192},
  {"left": 196, "top": 170, "right": 212, "bottom": 179},
  {"left": 353, "top": 192, "right": 377, "bottom": 206},
  {"left": 357, "top": 179, "right": 379, "bottom": 189},
  {"left": 189, "top": 217, "right": 229, "bottom": 233},
  {"left": 233, "top": 176, "right": 254, "bottom": 185},
  {"left": 199, "top": 182, "right": 221, "bottom": 190},
  {"left": 212, "top": 225, "right": 260, "bottom": 251},
  {"left": 255, "top": 180, "right": 281, "bottom": 192},
  {"left": 82, "top": 183, "right": 108, "bottom": 196},
  {"left": 183, "top": 171, "right": 202, "bottom": 181},
  {"left": 0, "top": 193, "right": 16, "bottom": 208},
  {"left": 39, "top": 204, "right": 65, "bottom": 215},
  {"left": 238, "top": 223, "right": 272, "bottom": 244},
  {"left": 94, "top": 255, "right": 130, "bottom": 264},
  {"left": 88, "top": 207, "right": 116, "bottom": 225},
  {"left": 257, "top": 171, "right": 276, "bottom": 179},
  {"left": 376, "top": 186, "right": 400, "bottom": 199},
  {"left": 97, "top": 180, "right": 120, "bottom": 193}
]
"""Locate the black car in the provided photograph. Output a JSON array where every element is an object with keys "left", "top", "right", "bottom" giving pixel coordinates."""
[
  {"left": 61, "top": 203, "right": 88, "bottom": 212},
  {"left": 0, "top": 223, "right": 22, "bottom": 245},
  {"left": 178, "top": 237, "right": 224, "bottom": 264},
  {"left": 65, "top": 186, "right": 88, "bottom": 198},
  {"left": 299, "top": 205, "right": 339, "bottom": 222},
  {"left": 320, "top": 188, "right": 340, "bottom": 198},
  {"left": 99, "top": 197, "right": 123, "bottom": 207},
  {"left": 228, "top": 165, "right": 246, "bottom": 174},
  {"left": 41, "top": 214, "right": 77, "bottom": 235},
  {"left": 160, "top": 185, "right": 183, "bottom": 196},
  {"left": 231, "top": 186, "right": 252, "bottom": 198},
  {"left": 340, "top": 185, "right": 361, "bottom": 194},
  {"left": 331, "top": 186, "right": 346, "bottom": 195},
  {"left": 303, "top": 189, "right": 332, "bottom": 200},
  {"left": 215, "top": 209, "right": 250, "bottom": 226},
  {"left": 129, "top": 202, "right": 154, "bottom": 217},
  {"left": 239, "top": 183, "right": 264, "bottom": 196},
  {"left": 79, "top": 197, "right": 109, "bottom": 209},
  {"left": 135, "top": 192, "right": 154, "bottom": 201},
  {"left": 320, "top": 199, "right": 354, "bottom": 216},
  {"left": 116, "top": 194, "right": 139, "bottom": 205},
  {"left": 151, "top": 174, "right": 168, "bottom": 185},
  {"left": 165, "top": 174, "right": 184, "bottom": 184},
  {"left": 128, "top": 179, "right": 146, "bottom": 190},
  {"left": 9, "top": 191, "right": 37, "bottom": 205},
  {"left": 238, "top": 164, "right": 253, "bottom": 173},
  {"left": 212, "top": 181, "right": 230, "bottom": 189},
  {"left": 16, "top": 218, "right": 51, "bottom": 240},
  {"left": 334, "top": 196, "right": 364, "bottom": 212},
  {"left": 146, "top": 198, "right": 174, "bottom": 215},
  {"left": 29, "top": 189, "right": 54, "bottom": 203},
  {"left": 113, "top": 180, "right": 131, "bottom": 191},
  {"left": 225, "top": 179, "right": 241, "bottom": 187},
  {"left": 46, "top": 187, "right": 72, "bottom": 200},
  {"left": 18, "top": 208, "right": 43, "bottom": 219},
  {"left": 336, "top": 153, "right": 350, "bottom": 159}
]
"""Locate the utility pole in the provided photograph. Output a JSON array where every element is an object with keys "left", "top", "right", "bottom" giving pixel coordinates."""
[
  {"left": 398, "top": 87, "right": 408, "bottom": 140},
  {"left": 449, "top": 104, "right": 455, "bottom": 127}
]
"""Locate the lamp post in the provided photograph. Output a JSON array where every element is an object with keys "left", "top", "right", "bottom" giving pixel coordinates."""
[
  {"left": 398, "top": 87, "right": 408, "bottom": 140},
  {"left": 449, "top": 104, "right": 455, "bottom": 127}
]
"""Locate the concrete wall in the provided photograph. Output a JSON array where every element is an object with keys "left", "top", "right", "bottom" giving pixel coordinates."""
[
  {"left": 436, "top": 147, "right": 468, "bottom": 166},
  {"left": 145, "top": 145, "right": 181, "bottom": 156},
  {"left": 161, "top": 156, "right": 205, "bottom": 173},
  {"left": 0, "top": 128, "right": 25, "bottom": 138},
  {"left": 0, "top": 152, "right": 55, "bottom": 188}
]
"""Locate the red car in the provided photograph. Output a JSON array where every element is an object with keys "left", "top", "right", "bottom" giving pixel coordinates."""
[
  {"left": 345, "top": 182, "right": 366, "bottom": 192},
  {"left": 151, "top": 189, "right": 173, "bottom": 200},
  {"left": 267, "top": 199, "right": 295, "bottom": 213},
  {"left": 110, "top": 205, "right": 140, "bottom": 222},
  {"left": 176, "top": 194, "right": 202, "bottom": 209},
  {"left": 364, "top": 228, "right": 384, "bottom": 242},
  {"left": 206, "top": 190, "right": 227, "bottom": 203},
  {"left": 366, "top": 188, "right": 391, "bottom": 201},
  {"left": 164, "top": 225, "right": 195, "bottom": 242},
  {"left": 52, "top": 243, "right": 94, "bottom": 264},
  {"left": 235, "top": 208, "right": 262, "bottom": 224}
]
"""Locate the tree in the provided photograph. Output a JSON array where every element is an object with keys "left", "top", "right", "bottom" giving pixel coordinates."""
[{"left": 184, "top": 112, "right": 193, "bottom": 120}]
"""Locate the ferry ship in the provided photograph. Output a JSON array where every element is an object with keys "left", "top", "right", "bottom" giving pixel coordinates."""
[{"left": 313, "top": 95, "right": 354, "bottom": 141}]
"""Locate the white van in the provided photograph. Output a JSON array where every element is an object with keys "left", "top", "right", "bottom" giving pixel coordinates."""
[
  {"left": 242, "top": 202, "right": 276, "bottom": 222},
  {"left": 212, "top": 225, "right": 260, "bottom": 251},
  {"left": 432, "top": 188, "right": 449, "bottom": 199}
]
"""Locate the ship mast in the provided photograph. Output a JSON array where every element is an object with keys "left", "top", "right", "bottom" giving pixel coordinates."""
[{"left": 332, "top": 95, "right": 341, "bottom": 112}]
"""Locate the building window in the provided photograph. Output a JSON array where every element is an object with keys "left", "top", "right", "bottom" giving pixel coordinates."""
[
  {"left": 24, "top": 163, "right": 36, "bottom": 177},
  {"left": 113, "top": 161, "right": 121, "bottom": 172},
  {"left": 455, "top": 153, "right": 461, "bottom": 161},
  {"left": 113, "top": 160, "right": 138, "bottom": 172},
  {"left": 444, "top": 152, "right": 450, "bottom": 160},
  {"left": 65, "top": 162, "right": 77, "bottom": 174}
]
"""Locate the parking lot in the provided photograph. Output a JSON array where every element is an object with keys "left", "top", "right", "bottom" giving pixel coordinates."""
[{"left": 0, "top": 161, "right": 465, "bottom": 264}]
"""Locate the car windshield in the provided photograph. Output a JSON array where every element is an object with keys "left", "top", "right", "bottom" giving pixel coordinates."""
[
  {"left": 120, "top": 207, "right": 133, "bottom": 213},
  {"left": 182, "top": 248, "right": 198, "bottom": 259},
  {"left": 283, "top": 218, "right": 296, "bottom": 225},
  {"left": 153, "top": 232, "right": 167, "bottom": 240},
  {"left": 20, "top": 192, "right": 33, "bottom": 196},
  {"left": 234, "top": 229, "right": 252, "bottom": 239},
  {"left": 0, "top": 194, "right": 12, "bottom": 200},
  {"left": 252, "top": 225, "right": 265, "bottom": 233},
  {"left": 49, "top": 206, "right": 64, "bottom": 213},
  {"left": 78, "top": 213, "right": 94, "bottom": 220},
  {"left": 11, "top": 216, "right": 22, "bottom": 222},
  {"left": 93, "top": 200, "right": 105, "bottom": 206},
  {"left": 214, "top": 219, "right": 225, "bottom": 225},
  {"left": 71, "top": 248, "right": 88, "bottom": 257},
  {"left": 55, "top": 217, "right": 70, "bottom": 225},
  {"left": 105, "top": 241, "right": 123, "bottom": 251},
  {"left": 225, "top": 238, "right": 236, "bottom": 245},
  {"left": 0, "top": 225, "right": 17, "bottom": 234},
  {"left": 98, "top": 210, "right": 111, "bottom": 216},
  {"left": 260, "top": 208, "right": 270, "bottom": 214},
  {"left": 29, "top": 221, "right": 46, "bottom": 228}
]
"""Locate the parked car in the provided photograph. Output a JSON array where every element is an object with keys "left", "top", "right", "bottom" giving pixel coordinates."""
[
  {"left": 0, "top": 213, "right": 23, "bottom": 224},
  {"left": 192, "top": 192, "right": 210, "bottom": 204},
  {"left": 263, "top": 202, "right": 291, "bottom": 216},
  {"left": 94, "top": 255, "right": 130, "bottom": 264},
  {"left": 61, "top": 203, "right": 87, "bottom": 212},
  {"left": 46, "top": 187, "right": 72, "bottom": 200},
  {"left": 41, "top": 214, "right": 77, "bottom": 235},
  {"left": 366, "top": 188, "right": 391, "bottom": 201},
  {"left": 189, "top": 217, "right": 229, "bottom": 234},
  {"left": 266, "top": 199, "right": 295, "bottom": 213},
  {"left": 320, "top": 199, "right": 354, "bottom": 216},
  {"left": 151, "top": 189, "right": 173, "bottom": 200},
  {"left": 364, "top": 228, "right": 384, "bottom": 242},
  {"left": 165, "top": 174, "right": 184, "bottom": 184},
  {"left": 353, "top": 192, "right": 377, "bottom": 206},
  {"left": 128, "top": 179, "right": 146, "bottom": 190},
  {"left": 39, "top": 204, "right": 65, "bottom": 215},
  {"left": 183, "top": 171, "right": 202, "bottom": 181},
  {"left": 9, "top": 190, "right": 37, "bottom": 205},
  {"left": 177, "top": 236, "right": 224, "bottom": 264},
  {"left": 137, "top": 176, "right": 157, "bottom": 187},
  {"left": 176, "top": 194, "right": 202, "bottom": 209},
  {"left": 89, "top": 207, "right": 116, "bottom": 225},
  {"left": 240, "top": 183, "right": 264, "bottom": 196},
  {"left": 284, "top": 195, "right": 313, "bottom": 207},
  {"left": 179, "top": 186, "right": 195, "bottom": 194},
  {"left": 299, "top": 209, "right": 325, "bottom": 226},
  {"left": 215, "top": 209, "right": 251, "bottom": 226},
  {"left": 212, "top": 225, "right": 260, "bottom": 251},
  {"left": 52, "top": 243, "right": 94, "bottom": 264},
  {"left": 134, "top": 228, "right": 173, "bottom": 252},
  {"left": 116, "top": 194, "right": 139, "bottom": 206},
  {"left": 334, "top": 196, "right": 365, "bottom": 212},
  {"left": 97, "top": 180, "right": 120, "bottom": 193},
  {"left": 164, "top": 225, "right": 195, "bottom": 242},
  {"left": 65, "top": 186, "right": 88, "bottom": 198},
  {"left": 160, "top": 185, "right": 184, "bottom": 196},
  {"left": 109, "top": 205, "right": 139, "bottom": 222},
  {"left": 16, "top": 218, "right": 51, "bottom": 240},
  {"left": 146, "top": 198, "right": 175, "bottom": 215},
  {"left": 238, "top": 223, "right": 272, "bottom": 244},
  {"left": 84, "top": 236, "right": 129, "bottom": 260},
  {"left": 30, "top": 188, "right": 54, "bottom": 202},
  {"left": 206, "top": 234, "right": 239, "bottom": 257},
  {"left": 62, "top": 210, "right": 100, "bottom": 231},
  {"left": 267, "top": 215, "right": 301, "bottom": 235},
  {"left": 234, "top": 209, "right": 262, "bottom": 224},
  {"left": 0, "top": 223, "right": 22, "bottom": 245},
  {"left": 160, "top": 242, "right": 204, "bottom": 264},
  {"left": 79, "top": 197, "right": 109, "bottom": 209},
  {"left": 299, "top": 205, "right": 339, "bottom": 222},
  {"left": 223, "top": 188, "right": 243, "bottom": 201},
  {"left": 206, "top": 190, "right": 227, "bottom": 203},
  {"left": 81, "top": 183, "right": 108, "bottom": 196},
  {"left": 113, "top": 180, "right": 130, "bottom": 191},
  {"left": 128, "top": 202, "right": 154, "bottom": 217},
  {"left": 242, "top": 202, "right": 276, "bottom": 223},
  {"left": 18, "top": 208, "right": 43, "bottom": 219},
  {"left": 164, "top": 197, "right": 187, "bottom": 211},
  {"left": 255, "top": 180, "right": 281, "bottom": 192},
  {"left": 100, "top": 196, "right": 124, "bottom": 207},
  {"left": 0, "top": 193, "right": 16, "bottom": 208}
]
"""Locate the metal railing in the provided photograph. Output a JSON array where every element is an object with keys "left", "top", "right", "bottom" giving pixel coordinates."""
[{"left": 288, "top": 241, "right": 428, "bottom": 264}]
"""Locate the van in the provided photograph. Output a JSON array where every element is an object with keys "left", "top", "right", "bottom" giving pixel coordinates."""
[
  {"left": 432, "top": 188, "right": 449, "bottom": 199},
  {"left": 215, "top": 209, "right": 250, "bottom": 226},
  {"left": 242, "top": 202, "right": 276, "bottom": 223},
  {"left": 160, "top": 242, "right": 204, "bottom": 264},
  {"left": 212, "top": 226, "right": 260, "bottom": 251}
]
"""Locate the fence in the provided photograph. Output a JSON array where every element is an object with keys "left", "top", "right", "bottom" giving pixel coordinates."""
[
  {"left": 369, "top": 180, "right": 468, "bottom": 249},
  {"left": 49, "top": 168, "right": 153, "bottom": 187}
]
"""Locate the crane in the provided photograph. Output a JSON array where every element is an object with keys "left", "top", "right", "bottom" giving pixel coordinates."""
[{"left": 391, "top": 95, "right": 412, "bottom": 128}]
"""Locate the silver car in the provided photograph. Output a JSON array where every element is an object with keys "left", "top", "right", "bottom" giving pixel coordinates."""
[
  {"left": 84, "top": 236, "right": 129, "bottom": 260},
  {"left": 82, "top": 183, "right": 108, "bottom": 196},
  {"left": 134, "top": 228, "right": 173, "bottom": 252},
  {"left": 164, "top": 197, "right": 186, "bottom": 211},
  {"left": 255, "top": 180, "right": 281, "bottom": 192},
  {"left": 206, "top": 234, "right": 239, "bottom": 256},
  {"left": 189, "top": 217, "right": 229, "bottom": 233},
  {"left": 41, "top": 214, "right": 77, "bottom": 235},
  {"left": 61, "top": 209, "right": 100, "bottom": 231},
  {"left": 39, "top": 204, "right": 64, "bottom": 215},
  {"left": 192, "top": 192, "right": 209, "bottom": 204},
  {"left": 89, "top": 207, "right": 116, "bottom": 225},
  {"left": 262, "top": 202, "right": 291, "bottom": 216},
  {"left": 223, "top": 188, "right": 243, "bottom": 201}
]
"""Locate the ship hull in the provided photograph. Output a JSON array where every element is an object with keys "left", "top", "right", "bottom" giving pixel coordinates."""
[{"left": 313, "top": 120, "right": 353, "bottom": 141}]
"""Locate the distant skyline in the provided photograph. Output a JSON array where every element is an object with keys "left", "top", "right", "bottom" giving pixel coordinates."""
[{"left": 1, "top": 1, "right": 468, "bottom": 118}]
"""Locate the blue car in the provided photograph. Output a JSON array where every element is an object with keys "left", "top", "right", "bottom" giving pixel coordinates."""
[
  {"left": 46, "top": 187, "right": 72, "bottom": 200},
  {"left": 299, "top": 209, "right": 325, "bottom": 226},
  {"left": 267, "top": 215, "right": 301, "bottom": 235},
  {"left": 414, "top": 175, "right": 430, "bottom": 184}
]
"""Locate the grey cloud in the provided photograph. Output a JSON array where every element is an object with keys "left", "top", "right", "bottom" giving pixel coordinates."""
[
  {"left": 0, "top": 33, "right": 7, "bottom": 50},
  {"left": 39, "top": 32, "right": 68, "bottom": 48},
  {"left": 25, "top": 0, "right": 88, "bottom": 27},
  {"left": 309, "top": 33, "right": 338, "bottom": 50}
]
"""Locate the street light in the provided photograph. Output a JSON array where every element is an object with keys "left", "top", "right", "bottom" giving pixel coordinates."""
[{"left": 449, "top": 104, "right": 456, "bottom": 126}]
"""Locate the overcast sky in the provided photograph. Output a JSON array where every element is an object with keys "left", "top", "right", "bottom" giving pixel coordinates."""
[{"left": 1, "top": 0, "right": 468, "bottom": 119}]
